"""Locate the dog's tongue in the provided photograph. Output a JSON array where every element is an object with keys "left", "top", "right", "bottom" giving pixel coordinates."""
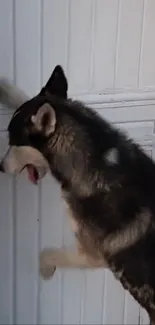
[{"left": 26, "top": 164, "right": 38, "bottom": 184}]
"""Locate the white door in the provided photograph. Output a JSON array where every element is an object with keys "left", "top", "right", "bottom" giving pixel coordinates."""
[{"left": 0, "top": 1, "right": 155, "bottom": 324}]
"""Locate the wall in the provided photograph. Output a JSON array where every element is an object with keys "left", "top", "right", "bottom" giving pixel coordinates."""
[{"left": 0, "top": 0, "right": 155, "bottom": 324}]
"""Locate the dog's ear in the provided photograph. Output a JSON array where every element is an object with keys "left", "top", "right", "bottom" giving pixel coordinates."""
[
  {"left": 31, "top": 103, "right": 56, "bottom": 136},
  {"left": 40, "top": 65, "right": 68, "bottom": 99}
]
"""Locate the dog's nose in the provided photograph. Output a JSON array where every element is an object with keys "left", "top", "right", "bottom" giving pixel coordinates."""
[{"left": 0, "top": 163, "right": 4, "bottom": 172}]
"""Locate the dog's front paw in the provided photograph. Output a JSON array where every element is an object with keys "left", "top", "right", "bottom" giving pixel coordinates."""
[{"left": 40, "top": 249, "right": 56, "bottom": 280}]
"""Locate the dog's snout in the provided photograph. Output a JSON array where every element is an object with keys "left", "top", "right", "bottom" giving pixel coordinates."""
[{"left": 0, "top": 162, "right": 4, "bottom": 172}]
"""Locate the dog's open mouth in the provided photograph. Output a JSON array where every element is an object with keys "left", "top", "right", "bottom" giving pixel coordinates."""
[
  {"left": 24, "top": 164, "right": 48, "bottom": 184},
  {"left": 26, "top": 164, "right": 39, "bottom": 184},
  {"left": 21, "top": 164, "right": 41, "bottom": 184}
]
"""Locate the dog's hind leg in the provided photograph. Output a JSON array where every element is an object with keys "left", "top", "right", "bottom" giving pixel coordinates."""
[{"left": 40, "top": 247, "right": 107, "bottom": 280}]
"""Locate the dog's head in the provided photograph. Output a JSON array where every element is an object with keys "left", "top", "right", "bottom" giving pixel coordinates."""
[{"left": 0, "top": 65, "right": 68, "bottom": 184}]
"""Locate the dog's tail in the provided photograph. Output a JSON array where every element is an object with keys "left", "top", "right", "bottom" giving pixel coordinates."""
[{"left": 0, "top": 78, "right": 29, "bottom": 109}]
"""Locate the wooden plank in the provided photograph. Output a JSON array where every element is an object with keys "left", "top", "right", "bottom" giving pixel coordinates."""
[
  {"left": 42, "top": 0, "right": 69, "bottom": 85},
  {"left": 0, "top": 0, "right": 14, "bottom": 79},
  {"left": 140, "top": 307, "right": 150, "bottom": 325},
  {"left": 0, "top": 1, "right": 14, "bottom": 323},
  {"left": 123, "top": 292, "right": 140, "bottom": 325},
  {"left": 0, "top": 170, "right": 14, "bottom": 324},
  {"left": 62, "top": 270, "right": 84, "bottom": 325},
  {"left": 139, "top": 0, "right": 155, "bottom": 88},
  {"left": 68, "top": 0, "right": 93, "bottom": 93},
  {"left": 103, "top": 271, "right": 125, "bottom": 324},
  {"left": 115, "top": 0, "right": 144, "bottom": 88},
  {"left": 15, "top": 173, "right": 39, "bottom": 324},
  {"left": 83, "top": 269, "right": 105, "bottom": 324},
  {"left": 14, "top": 1, "right": 41, "bottom": 323},
  {"left": 93, "top": 0, "right": 119, "bottom": 91},
  {"left": 39, "top": 176, "right": 64, "bottom": 324},
  {"left": 15, "top": 0, "right": 41, "bottom": 96}
]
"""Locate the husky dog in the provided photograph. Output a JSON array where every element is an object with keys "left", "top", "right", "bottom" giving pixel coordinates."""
[{"left": 0, "top": 65, "right": 155, "bottom": 324}]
